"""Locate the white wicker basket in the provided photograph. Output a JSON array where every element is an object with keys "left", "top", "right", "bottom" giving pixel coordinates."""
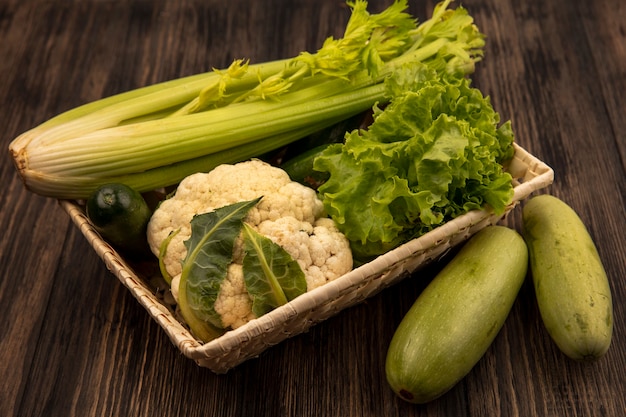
[{"left": 60, "top": 143, "right": 553, "bottom": 373}]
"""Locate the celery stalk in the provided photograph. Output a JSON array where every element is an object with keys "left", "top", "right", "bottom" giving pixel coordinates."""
[
  {"left": 29, "top": 116, "right": 352, "bottom": 199},
  {"left": 22, "top": 58, "right": 292, "bottom": 147},
  {"left": 29, "top": 79, "right": 385, "bottom": 176},
  {"left": 9, "top": 0, "right": 485, "bottom": 200}
]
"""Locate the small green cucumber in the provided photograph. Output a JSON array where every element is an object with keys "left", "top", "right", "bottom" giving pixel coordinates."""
[
  {"left": 280, "top": 144, "right": 330, "bottom": 189},
  {"left": 522, "top": 194, "right": 613, "bottom": 361},
  {"left": 86, "top": 183, "right": 152, "bottom": 256},
  {"left": 385, "top": 226, "right": 528, "bottom": 404}
]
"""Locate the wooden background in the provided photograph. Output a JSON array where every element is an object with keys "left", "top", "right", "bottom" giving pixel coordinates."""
[{"left": 1, "top": 0, "right": 624, "bottom": 416}]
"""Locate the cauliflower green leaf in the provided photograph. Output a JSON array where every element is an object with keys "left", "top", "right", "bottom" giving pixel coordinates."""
[
  {"left": 157, "top": 228, "right": 180, "bottom": 285},
  {"left": 242, "top": 223, "right": 307, "bottom": 317},
  {"left": 178, "top": 198, "right": 261, "bottom": 341}
]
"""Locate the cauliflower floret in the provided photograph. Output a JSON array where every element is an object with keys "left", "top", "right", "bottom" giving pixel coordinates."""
[
  {"left": 147, "top": 160, "right": 352, "bottom": 331},
  {"left": 168, "top": 263, "right": 255, "bottom": 330},
  {"left": 256, "top": 217, "right": 353, "bottom": 290},
  {"left": 213, "top": 264, "right": 256, "bottom": 328},
  {"left": 147, "top": 159, "right": 325, "bottom": 279}
]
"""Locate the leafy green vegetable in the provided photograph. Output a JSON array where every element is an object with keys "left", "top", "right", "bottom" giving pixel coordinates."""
[
  {"left": 175, "top": 197, "right": 307, "bottom": 341},
  {"left": 314, "top": 64, "right": 515, "bottom": 260},
  {"left": 241, "top": 223, "right": 307, "bottom": 317},
  {"left": 158, "top": 228, "right": 180, "bottom": 285},
  {"left": 10, "top": 0, "right": 487, "bottom": 200},
  {"left": 178, "top": 198, "right": 260, "bottom": 341}
]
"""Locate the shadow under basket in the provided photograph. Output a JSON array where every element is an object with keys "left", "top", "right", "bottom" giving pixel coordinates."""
[{"left": 59, "top": 143, "right": 554, "bottom": 373}]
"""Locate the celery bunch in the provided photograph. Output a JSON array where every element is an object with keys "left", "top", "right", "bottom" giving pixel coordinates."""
[{"left": 9, "top": 0, "right": 485, "bottom": 200}]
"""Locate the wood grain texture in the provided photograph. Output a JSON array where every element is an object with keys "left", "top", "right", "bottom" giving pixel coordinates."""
[{"left": 1, "top": 0, "right": 624, "bottom": 416}]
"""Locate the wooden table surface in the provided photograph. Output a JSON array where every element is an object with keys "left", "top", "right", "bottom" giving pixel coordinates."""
[{"left": 1, "top": 0, "right": 625, "bottom": 416}]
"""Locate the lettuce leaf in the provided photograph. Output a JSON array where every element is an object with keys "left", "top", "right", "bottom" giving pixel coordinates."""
[
  {"left": 242, "top": 223, "right": 307, "bottom": 317},
  {"left": 314, "top": 64, "right": 515, "bottom": 260},
  {"left": 178, "top": 198, "right": 260, "bottom": 341}
]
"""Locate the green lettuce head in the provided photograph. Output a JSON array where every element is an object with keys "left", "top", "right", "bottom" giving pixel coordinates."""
[{"left": 314, "top": 64, "right": 515, "bottom": 260}]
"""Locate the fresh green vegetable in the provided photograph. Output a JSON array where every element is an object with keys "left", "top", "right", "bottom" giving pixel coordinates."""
[
  {"left": 314, "top": 65, "right": 515, "bottom": 260},
  {"left": 385, "top": 226, "right": 528, "bottom": 404},
  {"left": 178, "top": 199, "right": 261, "bottom": 341},
  {"left": 522, "top": 194, "right": 613, "bottom": 361},
  {"left": 9, "top": 0, "right": 486, "bottom": 200},
  {"left": 281, "top": 144, "right": 332, "bottom": 188},
  {"left": 85, "top": 183, "right": 152, "bottom": 255},
  {"left": 242, "top": 223, "right": 307, "bottom": 317},
  {"left": 176, "top": 196, "right": 314, "bottom": 342},
  {"left": 150, "top": 160, "right": 353, "bottom": 337},
  {"left": 158, "top": 228, "right": 180, "bottom": 285}
]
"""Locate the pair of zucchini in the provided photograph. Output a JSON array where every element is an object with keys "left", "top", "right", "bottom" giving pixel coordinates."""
[{"left": 386, "top": 195, "right": 614, "bottom": 404}]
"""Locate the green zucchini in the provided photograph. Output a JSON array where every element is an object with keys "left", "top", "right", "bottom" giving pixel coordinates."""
[
  {"left": 385, "top": 226, "right": 528, "bottom": 404},
  {"left": 280, "top": 144, "right": 330, "bottom": 189},
  {"left": 522, "top": 194, "right": 613, "bottom": 361},
  {"left": 86, "top": 183, "right": 152, "bottom": 256}
]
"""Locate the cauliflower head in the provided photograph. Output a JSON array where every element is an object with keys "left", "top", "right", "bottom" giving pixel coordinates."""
[{"left": 147, "top": 159, "right": 353, "bottom": 330}]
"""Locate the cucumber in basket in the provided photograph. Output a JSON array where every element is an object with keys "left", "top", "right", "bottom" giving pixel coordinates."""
[{"left": 86, "top": 183, "right": 152, "bottom": 256}]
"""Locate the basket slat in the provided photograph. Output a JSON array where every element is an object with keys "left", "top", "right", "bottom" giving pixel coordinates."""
[{"left": 60, "top": 143, "right": 553, "bottom": 373}]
